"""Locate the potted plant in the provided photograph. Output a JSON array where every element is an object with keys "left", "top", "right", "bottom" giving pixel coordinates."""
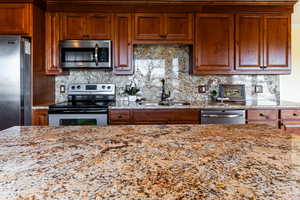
[
  {"left": 124, "top": 81, "right": 140, "bottom": 102},
  {"left": 210, "top": 89, "right": 218, "bottom": 102}
]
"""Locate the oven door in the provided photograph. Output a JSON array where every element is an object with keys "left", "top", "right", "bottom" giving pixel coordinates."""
[{"left": 48, "top": 113, "right": 108, "bottom": 126}]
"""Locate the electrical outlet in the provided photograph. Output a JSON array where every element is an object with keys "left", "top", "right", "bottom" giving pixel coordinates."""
[
  {"left": 60, "top": 85, "right": 66, "bottom": 94},
  {"left": 255, "top": 85, "right": 263, "bottom": 93},
  {"left": 198, "top": 85, "right": 207, "bottom": 93}
]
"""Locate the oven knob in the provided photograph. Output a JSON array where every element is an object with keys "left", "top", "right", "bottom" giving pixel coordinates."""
[
  {"left": 71, "top": 86, "right": 75, "bottom": 90},
  {"left": 102, "top": 85, "right": 106, "bottom": 89},
  {"left": 77, "top": 85, "right": 81, "bottom": 90},
  {"left": 107, "top": 86, "right": 111, "bottom": 90}
]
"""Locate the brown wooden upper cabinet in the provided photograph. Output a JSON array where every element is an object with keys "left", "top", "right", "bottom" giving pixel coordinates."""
[
  {"left": 134, "top": 13, "right": 193, "bottom": 42},
  {"left": 113, "top": 13, "right": 134, "bottom": 75},
  {"left": 0, "top": 4, "right": 31, "bottom": 35},
  {"left": 193, "top": 14, "right": 234, "bottom": 74},
  {"left": 61, "top": 13, "right": 112, "bottom": 40},
  {"left": 235, "top": 14, "right": 290, "bottom": 73},
  {"left": 45, "top": 12, "right": 62, "bottom": 75}
]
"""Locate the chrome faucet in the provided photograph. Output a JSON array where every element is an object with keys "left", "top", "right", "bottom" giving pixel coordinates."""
[{"left": 160, "top": 79, "right": 171, "bottom": 102}]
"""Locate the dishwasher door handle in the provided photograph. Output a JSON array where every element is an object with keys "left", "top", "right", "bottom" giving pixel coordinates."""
[{"left": 202, "top": 114, "right": 242, "bottom": 118}]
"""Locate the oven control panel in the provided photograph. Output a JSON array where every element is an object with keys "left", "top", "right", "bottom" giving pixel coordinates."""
[{"left": 68, "top": 84, "right": 115, "bottom": 95}]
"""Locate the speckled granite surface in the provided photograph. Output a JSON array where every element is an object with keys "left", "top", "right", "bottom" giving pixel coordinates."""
[
  {"left": 0, "top": 125, "right": 299, "bottom": 199},
  {"left": 110, "top": 99, "right": 300, "bottom": 109}
]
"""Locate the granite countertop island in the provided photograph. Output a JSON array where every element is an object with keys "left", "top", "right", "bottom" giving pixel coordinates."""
[{"left": 0, "top": 125, "right": 300, "bottom": 199}]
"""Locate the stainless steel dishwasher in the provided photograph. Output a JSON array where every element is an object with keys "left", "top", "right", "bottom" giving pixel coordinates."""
[{"left": 201, "top": 109, "right": 245, "bottom": 124}]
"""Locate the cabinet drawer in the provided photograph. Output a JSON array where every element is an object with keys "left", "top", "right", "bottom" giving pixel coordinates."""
[
  {"left": 132, "top": 109, "right": 199, "bottom": 123},
  {"left": 247, "top": 109, "right": 278, "bottom": 121},
  {"left": 281, "top": 110, "right": 300, "bottom": 121},
  {"left": 247, "top": 120, "right": 279, "bottom": 127},
  {"left": 109, "top": 110, "right": 130, "bottom": 122}
]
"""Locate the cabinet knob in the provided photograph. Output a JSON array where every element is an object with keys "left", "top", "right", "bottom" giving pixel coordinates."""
[
  {"left": 160, "top": 34, "right": 167, "bottom": 38},
  {"left": 259, "top": 113, "right": 264, "bottom": 117},
  {"left": 293, "top": 113, "right": 297, "bottom": 116},
  {"left": 118, "top": 115, "right": 122, "bottom": 119}
]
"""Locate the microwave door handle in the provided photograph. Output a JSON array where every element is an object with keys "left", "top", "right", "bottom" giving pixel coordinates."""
[{"left": 94, "top": 44, "right": 99, "bottom": 66}]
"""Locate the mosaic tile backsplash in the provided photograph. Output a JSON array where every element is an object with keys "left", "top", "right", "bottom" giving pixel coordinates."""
[{"left": 55, "top": 45, "right": 280, "bottom": 103}]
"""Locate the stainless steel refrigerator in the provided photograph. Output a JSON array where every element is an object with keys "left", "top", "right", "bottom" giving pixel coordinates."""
[{"left": 0, "top": 36, "right": 32, "bottom": 131}]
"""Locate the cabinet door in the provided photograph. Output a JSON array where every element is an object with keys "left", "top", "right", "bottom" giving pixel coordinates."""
[
  {"left": 109, "top": 110, "right": 131, "bottom": 125},
  {"left": 134, "top": 13, "right": 164, "bottom": 40},
  {"left": 45, "top": 12, "right": 63, "bottom": 75},
  {"left": 0, "top": 4, "right": 31, "bottom": 35},
  {"left": 132, "top": 109, "right": 199, "bottom": 124},
  {"left": 113, "top": 14, "right": 133, "bottom": 74},
  {"left": 194, "top": 14, "right": 234, "bottom": 74},
  {"left": 32, "top": 109, "right": 49, "bottom": 126},
  {"left": 235, "top": 14, "right": 264, "bottom": 71},
  {"left": 165, "top": 13, "right": 193, "bottom": 41},
  {"left": 61, "top": 14, "right": 86, "bottom": 39},
  {"left": 87, "top": 14, "right": 112, "bottom": 39},
  {"left": 281, "top": 121, "right": 300, "bottom": 134},
  {"left": 264, "top": 15, "right": 290, "bottom": 71}
]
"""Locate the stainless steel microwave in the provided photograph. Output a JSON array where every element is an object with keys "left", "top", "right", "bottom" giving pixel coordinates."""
[{"left": 60, "top": 40, "right": 112, "bottom": 69}]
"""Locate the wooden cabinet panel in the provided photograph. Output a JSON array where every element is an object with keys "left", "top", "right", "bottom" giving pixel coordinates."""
[
  {"left": 134, "top": 13, "right": 164, "bottom": 40},
  {"left": 113, "top": 14, "right": 133, "bottom": 75},
  {"left": 61, "top": 13, "right": 113, "bottom": 40},
  {"left": 264, "top": 15, "right": 290, "bottom": 71},
  {"left": 0, "top": 4, "right": 31, "bottom": 35},
  {"left": 87, "top": 14, "right": 112, "bottom": 39},
  {"left": 281, "top": 121, "right": 300, "bottom": 134},
  {"left": 134, "top": 13, "right": 194, "bottom": 42},
  {"left": 235, "top": 14, "right": 264, "bottom": 71},
  {"left": 109, "top": 110, "right": 131, "bottom": 124},
  {"left": 281, "top": 110, "right": 300, "bottom": 121},
  {"left": 109, "top": 109, "right": 199, "bottom": 125},
  {"left": 247, "top": 109, "right": 278, "bottom": 121},
  {"left": 247, "top": 120, "right": 278, "bottom": 127},
  {"left": 194, "top": 14, "right": 234, "bottom": 74},
  {"left": 32, "top": 109, "right": 49, "bottom": 126},
  {"left": 61, "top": 14, "right": 86, "bottom": 39},
  {"left": 165, "top": 13, "right": 193, "bottom": 41},
  {"left": 132, "top": 109, "right": 199, "bottom": 124},
  {"left": 45, "top": 12, "right": 63, "bottom": 75}
]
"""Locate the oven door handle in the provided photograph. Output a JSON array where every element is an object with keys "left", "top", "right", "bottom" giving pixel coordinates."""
[
  {"left": 202, "top": 114, "right": 242, "bottom": 118},
  {"left": 94, "top": 44, "right": 99, "bottom": 66}
]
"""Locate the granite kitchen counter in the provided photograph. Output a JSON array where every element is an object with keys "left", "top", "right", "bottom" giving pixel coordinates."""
[
  {"left": 0, "top": 125, "right": 300, "bottom": 199},
  {"left": 110, "top": 99, "right": 300, "bottom": 110}
]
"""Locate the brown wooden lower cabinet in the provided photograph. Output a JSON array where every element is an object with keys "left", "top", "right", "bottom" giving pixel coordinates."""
[
  {"left": 32, "top": 109, "right": 49, "bottom": 126},
  {"left": 247, "top": 120, "right": 279, "bottom": 127},
  {"left": 280, "top": 121, "right": 300, "bottom": 134},
  {"left": 109, "top": 109, "right": 199, "bottom": 125},
  {"left": 280, "top": 109, "right": 300, "bottom": 134},
  {"left": 246, "top": 109, "right": 279, "bottom": 128}
]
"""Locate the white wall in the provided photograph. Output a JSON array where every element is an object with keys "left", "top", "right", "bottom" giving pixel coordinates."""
[{"left": 280, "top": 2, "right": 300, "bottom": 101}]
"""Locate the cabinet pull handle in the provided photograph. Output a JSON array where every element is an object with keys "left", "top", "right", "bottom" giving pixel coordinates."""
[
  {"left": 94, "top": 44, "right": 99, "bottom": 66},
  {"left": 160, "top": 34, "right": 167, "bottom": 38}
]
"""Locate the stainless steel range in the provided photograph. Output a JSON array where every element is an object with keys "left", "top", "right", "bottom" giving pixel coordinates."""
[{"left": 48, "top": 84, "right": 116, "bottom": 126}]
